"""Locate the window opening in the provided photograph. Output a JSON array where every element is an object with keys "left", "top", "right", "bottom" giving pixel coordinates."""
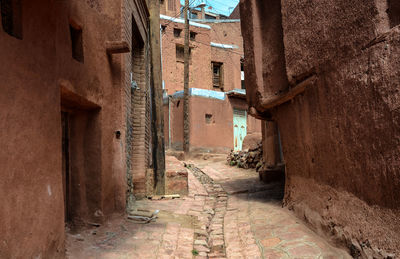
[
  {"left": 205, "top": 114, "right": 213, "bottom": 124},
  {"left": 1, "top": 0, "right": 23, "bottom": 39},
  {"left": 174, "top": 28, "right": 182, "bottom": 37},
  {"left": 168, "top": 0, "right": 176, "bottom": 11},
  {"left": 190, "top": 31, "right": 197, "bottom": 41},
  {"left": 69, "top": 23, "right": 84, "bottom": 63},
  {"left": 212, "top": 62, "right": 223, "bottom": 89}
]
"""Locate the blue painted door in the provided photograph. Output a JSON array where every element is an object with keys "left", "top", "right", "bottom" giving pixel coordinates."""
[{"left": 233, "top": 109, "right": 247, "bottom": 151}]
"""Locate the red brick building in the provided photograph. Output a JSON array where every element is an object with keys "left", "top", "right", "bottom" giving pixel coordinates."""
[
  {"left": 240, "top": 0, "right": 400, "bottom": 256},
  {"left": 160, "top": 3, "right": 261, "bottom": 153},
  {"left": 0, "top": 0, "right": 154, "bottom": 257}
]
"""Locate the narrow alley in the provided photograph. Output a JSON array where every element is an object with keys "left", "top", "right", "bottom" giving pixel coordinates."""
[
  {"left": 2, "top": 0, "right": 400, "bottom": 258},
  {"left": 66, "top": 156, "right": 349, "bottom": 259}
]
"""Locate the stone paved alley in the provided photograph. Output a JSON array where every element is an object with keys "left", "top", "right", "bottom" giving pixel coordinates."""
[{"left": 66, "top": 157, "right": 350, "bottom": 258}]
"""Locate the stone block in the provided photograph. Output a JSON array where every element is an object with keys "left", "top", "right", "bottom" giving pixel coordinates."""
[{"left": 165, "top": 156, "right": 189, "bottom": 195}]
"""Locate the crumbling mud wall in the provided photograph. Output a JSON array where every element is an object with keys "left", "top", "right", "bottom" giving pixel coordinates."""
[{"left": 240, "top": 0, "right": 400, "bottom": 257}]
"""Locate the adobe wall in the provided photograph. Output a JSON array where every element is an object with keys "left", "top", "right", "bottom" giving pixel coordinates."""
[
  {"left": 161, "top": 19, "right": 212, "bottom": 95},
  {"left": 209, "top": 22, "right": 243, "bottom": 92},
  {"left": 0, "top": 1, "right": 64, "bottom": 258},
  {"left": 55, "top": 0, "right": 127, "bottom": 222},
  {"left": 165, "top": 95, "right": 261, "bottom": 153},
  {"left": 241, "top": 0, "right": 400, "bottom": 256},
  {"left": 189, "top": 96, "right": 234, "bottom": 153},
  {"left": 123, "top": 0, "right": 151, "bottom": 199},
  {"left": 1, "top": 0, "right": 149, "bottom": 257},
  {"left": 161, "top": 19, "right": 245, "bottom": 94}
]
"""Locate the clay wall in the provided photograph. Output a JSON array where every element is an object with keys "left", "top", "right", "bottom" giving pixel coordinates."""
[
  {"left": 55, "top": 0, "right": 127, "bottom": 223},
  {"left": 161, "top": 20, "right": 244, "bottom": 94},
  {"left": 240, "top": 0, "right": 400, "bottom": 255},
  {"left": 161, "top": 19, "right": 212, "bottom": 95},
  {"left": 122, "top": 0, "right": 151, "bottom": 200},
  {"left": 0, "top": 0, "right": 150, "bottom": 257},
  {"left": 189, "top": 96, "right": 234, "bottom": 153},
  {"left": 165, "top": 94, "right": 261, "bottom": 153},
  {"left": 209, "top": 21, "right": 243, "bottom": 92},
  {"left": 0, "top": 1, "right": 64, "bottom": 257}
]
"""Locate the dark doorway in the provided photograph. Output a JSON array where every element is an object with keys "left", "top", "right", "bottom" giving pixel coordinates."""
[
  {"left": 258, "top": 121, "right": 285, "bottom": 200},
  {"left": 61, "top": 111, "right": 71, "bottom": 222},
  {"left": 388, "top": 0, "right": 400, "bottom": 28}
]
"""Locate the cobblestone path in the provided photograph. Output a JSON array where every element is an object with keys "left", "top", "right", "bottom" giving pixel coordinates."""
[{"left": 66, "top": 159, "right": 350, "bottom": 259}]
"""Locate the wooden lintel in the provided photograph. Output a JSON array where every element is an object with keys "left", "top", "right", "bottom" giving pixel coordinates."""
[
  {"left": 249, "top": 107, "right": 270, "bottom": 120},
  {"left": 260, "top": 75, "right": 317, "bottom": 110},
  {"left": 106, "top": 41, "right": 130, "bottom": 54}
]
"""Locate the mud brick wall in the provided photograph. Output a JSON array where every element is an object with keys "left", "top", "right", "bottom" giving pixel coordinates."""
[
  {"left": 122, "top": 0, "right": 151, "bottom": 199},
  {"left": 241, "top": 0, "right": 400, "bottom": 256},
  {"left": 160, "top": 19, "right": 212, "bottom": 95}
]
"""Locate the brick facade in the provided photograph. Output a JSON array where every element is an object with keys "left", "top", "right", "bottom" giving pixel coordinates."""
[
  {"left": 159, "top": 9, "right": 261, "bottom": 153},
  {"left": 121, "top": 0, "right": 152, "bottom": 202}
]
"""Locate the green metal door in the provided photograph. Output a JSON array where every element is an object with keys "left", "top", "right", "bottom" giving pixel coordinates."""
[{"left": 233, "top": 109, "right": 247, "bottom": 151}]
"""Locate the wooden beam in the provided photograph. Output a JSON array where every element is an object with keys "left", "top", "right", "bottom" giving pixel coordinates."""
[
  {"left": 260, "top": 75, "right": 316, "bottom": 110},
  {"left": 149, "top": 0, "right": 166, "bottom": 195},
  {"left": 105, "top": 41, "right": 130, "bottom": 54}
]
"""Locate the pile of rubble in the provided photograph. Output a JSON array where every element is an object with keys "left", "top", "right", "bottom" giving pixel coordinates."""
[{"left": 227, "top": 133, "right": 265, "bottom": 171}]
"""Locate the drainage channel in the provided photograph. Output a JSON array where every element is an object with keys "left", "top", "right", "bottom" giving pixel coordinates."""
[{"left": 187, "top": 164, "right": 228, "bottom": 258}]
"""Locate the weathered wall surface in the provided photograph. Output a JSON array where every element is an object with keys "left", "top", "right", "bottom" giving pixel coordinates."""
[
  {"left": 161, "top": 20, "right": 245, "bottom": 94},
  {"left": 165, "top": 95, "right": 260, "bottom": 153},
  {"left": 56, "top": 0, "right": 127, "bottom": 223},
  {"left": 209, "top": 21, "right": 243, "bottom": 92},
  {"left": 0, "top": 1, "right": 64, "bottom": 258},
  {"left": 241, "top": 0, "right": 400, "bottom": 256},
  {"left": 161, "top": 19, "right": 212, "bottom": 95},
  {"left": 190, "top": 96, "right": 235, "bottom": 153},
  {"left": 0, "top": 0, "right": 150, "bottom": 257}
]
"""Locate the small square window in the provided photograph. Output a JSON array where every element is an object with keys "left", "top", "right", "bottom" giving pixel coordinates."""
[
  {"left": 161, "top": 25, "right": 166, "bottom": 33},
  {"left": 205, "top": 114, "right": 213, "bottom": 124},
  {"left": 69, "top": 24, "right": 84, "bottom": 63},
  {"left": 190, "top": 31, "right": 197, "bottom": 41},
  {"left": 174, "top": 28, "right": 182, "bottom": 37}
]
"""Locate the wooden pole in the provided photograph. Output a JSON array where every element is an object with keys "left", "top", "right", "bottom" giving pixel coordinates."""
[
  {"left": 149, "top": 0, "right": 165, "bottom": 195},
  {"left": 183, "top": 0, "right": 190, "bottom": 153}
]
